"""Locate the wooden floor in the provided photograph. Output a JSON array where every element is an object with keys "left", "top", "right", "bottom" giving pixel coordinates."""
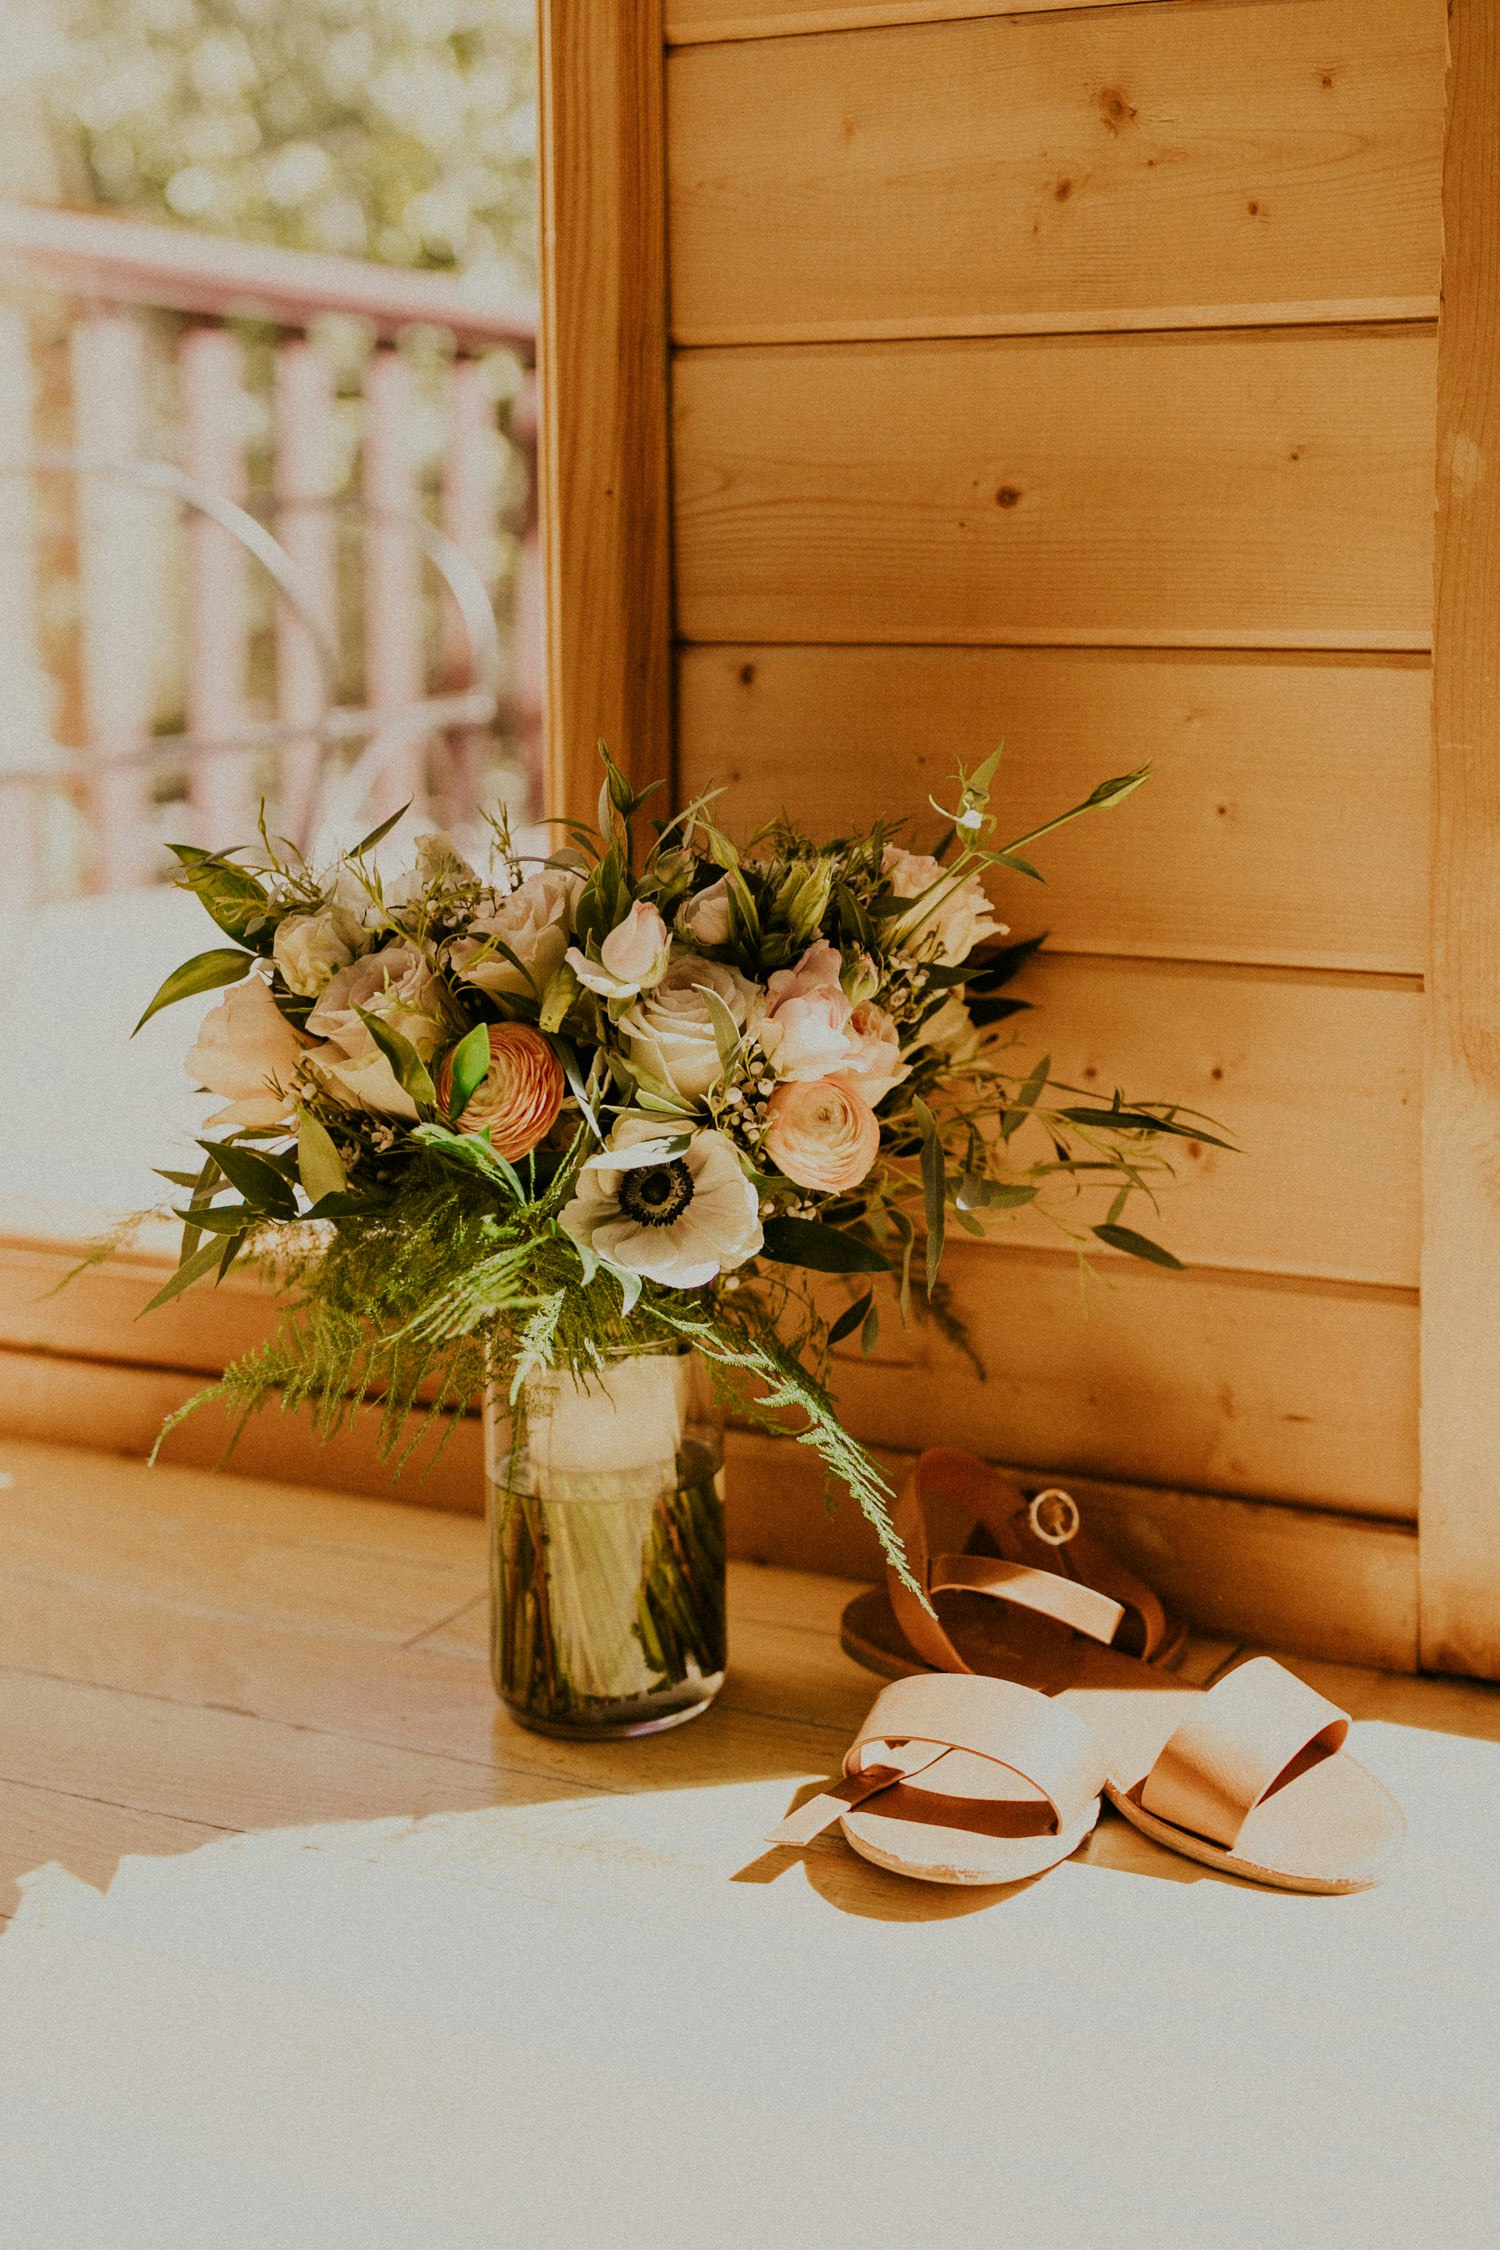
[{"left": 0, "top": 1438, "right": 1494, "bottom": 2247}]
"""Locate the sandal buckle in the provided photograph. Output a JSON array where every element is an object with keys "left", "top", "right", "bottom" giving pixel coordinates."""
[{"left": 1028, "top": 1488, "right": 1081, "bottom": 1546}]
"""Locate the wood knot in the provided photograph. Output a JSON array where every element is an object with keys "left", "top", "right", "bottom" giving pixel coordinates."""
[
  {"left": 995, "top": 486, "right": 1022, "bottom": 509},
  {"left": 738, "top": 662, "right": 756, "bottom": 686},
  {"left": 1097, "top": 87, "right": 1137, "bottom": 133}
]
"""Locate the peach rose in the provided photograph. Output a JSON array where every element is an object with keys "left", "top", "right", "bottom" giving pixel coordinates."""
[
  {"left": 437, "top": 1022, "right": 566, "bottom": 1160},
  {"left": 763, "top": 1075, "right": 880, "bottom": 1195},
  {"left": 839, "top": 999, "right": 909, "bottom": 1107},
  {"left": 184, "top": 974, "right": 309, "bottom": 1131},
  {"left": 762, "top": 938, "right": 853, "bottom": 1082},
  {"left": 882, "top": 844, "right": 1006, "bottom": 966}
]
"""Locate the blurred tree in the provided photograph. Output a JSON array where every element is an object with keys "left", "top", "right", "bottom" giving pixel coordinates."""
[{"left": 55, "top": 0, "right": 536, "bottom": 286}]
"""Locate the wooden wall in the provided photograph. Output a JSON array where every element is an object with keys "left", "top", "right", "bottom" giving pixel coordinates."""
[{"left": 660, "top": 0, "right": 1448, "bottom": 1661}]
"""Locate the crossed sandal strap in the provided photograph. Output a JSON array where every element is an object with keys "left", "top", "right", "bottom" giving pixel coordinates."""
[
  {"left": 1138, "top": 1657, "right": 1351, "bottom": 1850},
  {"left": 768, "top": 1673, "right": 1107, "bottom": 1848},
  {"left": 995, "top": 1487, "right": 1172, "bottom": 1663},
  {"left": 889, "top": 1459, "right": 1124, "bottom": 1673}
]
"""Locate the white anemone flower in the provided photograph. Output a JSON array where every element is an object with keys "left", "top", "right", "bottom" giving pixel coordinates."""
[{"left": 560, "top": 1116, "right": 763, "bottom": 1289}]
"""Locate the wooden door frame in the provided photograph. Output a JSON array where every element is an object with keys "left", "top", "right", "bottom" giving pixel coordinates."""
[
  {"left": 1422, "top": 0, "right": 1500, "bottom": 1677},
  {"left": 536, "top": 0, "right": 673, "bottom": 832}
]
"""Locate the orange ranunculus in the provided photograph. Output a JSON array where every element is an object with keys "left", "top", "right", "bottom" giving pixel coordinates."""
[{"left": 438, "top": 1022, "right": 566, "bottom": 1160}]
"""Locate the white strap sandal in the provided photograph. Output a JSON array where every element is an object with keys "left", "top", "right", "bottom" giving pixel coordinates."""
[{"left": 768, "top": 1672, "right": 1109, "bottom": 1888}]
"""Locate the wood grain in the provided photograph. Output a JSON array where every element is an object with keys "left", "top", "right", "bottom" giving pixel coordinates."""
[
  {"left": 0, "top": 1780, "right": 228, "bottom": 1924},
  {"left": 825, "top": 1242, "right": 1419, "bottom": 1519},
  {"left": 666, "top": 0, "right": 1177, "bottom": 41},
  {"left": 537, "top": 0, "right": 672, "bottom": 814},
  {"left": 726, "top": 1430, "right": 1420, "bottom": 1670},
  {"left": 669, "top": 0, "right": 1444, "bottom": 343},
  {"left": 672, "top": 328, "right": 1437, "bottom": 648},
  {"left": 1421, "top": 2, "right": 1500, "bottom": 1679},
  {"left": 994, "top": 954, "right": 1423, "bottom": 1288},
  {"left": 677, "top": 645, "right": 1431, "bottom": 973}
]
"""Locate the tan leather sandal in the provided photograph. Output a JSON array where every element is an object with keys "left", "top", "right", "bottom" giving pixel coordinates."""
[
  {"left": 768, "top": 1672, "right": 1107, "bottom": 1887},
  {"left": 841, "top": 1446, "right": 1187, "bottom": 1686},
  {"left": 842, "top": 1450, "right": 1404, "bottom": 1893}
]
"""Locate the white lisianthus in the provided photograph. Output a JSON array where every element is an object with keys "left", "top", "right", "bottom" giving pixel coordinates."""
[
  {"left": 675, "top": 874, "right": 732, "bottom": 947},
  {"left": 272, "top": 904, "right": 367, "bottom": 997},
  {"left": 566, "top": 899, "right": 672, "bottom": 1001},
  {"left": 450, "top": 867, "right": 581, "bottom": 998},
  {"left": 619, "top": 954, "right": 765, "bottom": 1102},
  {"left": 385, "top": 830, "right": 477, "bottom": 909},
  {"left": 838, "top": 999, "right": 910, "bottom": 1106},
  {"left": 560, "top": 1116, "right": 763, "bottom": 1288},
  {"left": 184, "top": 974, "right": 311, "bottom": 1130},
  {"left": 305, "top": 943, "right": 447, "bottom": 1119},
  {"left": 882, "top": 844, "right": 1006, "bottom": 966},
  {"left": 912, "top": 991, "right": 981, "bottom": 1064},
  {"left": 761, "top": 939, "right": 853, "bottom": 1082}
]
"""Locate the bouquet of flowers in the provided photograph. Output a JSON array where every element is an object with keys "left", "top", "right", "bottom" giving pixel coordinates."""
[{"left": 134, "top": 748, "right": 1222, "bottom": 1727}]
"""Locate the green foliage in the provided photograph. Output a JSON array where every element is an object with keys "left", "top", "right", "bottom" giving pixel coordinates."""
[{"left": 58, "top": 0, "right": 537, "bottom": 286}]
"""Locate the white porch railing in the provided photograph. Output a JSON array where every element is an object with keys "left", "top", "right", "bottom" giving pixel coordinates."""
[{"left": 0, "top": 199, "right": 542, "bottom": 914}]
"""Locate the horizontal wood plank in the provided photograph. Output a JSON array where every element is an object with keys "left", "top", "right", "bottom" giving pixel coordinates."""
[
  {"left": 825, "top": 1242, "right": 1419, "bottom": 1519},
  {"left": 0, "top": 1780, "right": 229, "bottom": 1925},
  {"left": 669, "top": 0, "right": 1443, "bottom": 343},
  {"left": 991, "top": 955, "right": 1423, "bottom": 1287},
  {"left": 726, "top": 1429, "right": 1420, "bottom": 1669},
  {"left": 676, "top": 645, "right": 1431, "bottom": 973},
  {"left": 672, "top": 327, "right": 1437, "bottom": 647},
  {"left": 666, "top": 0, "right": 1167, "bottom": 42}
]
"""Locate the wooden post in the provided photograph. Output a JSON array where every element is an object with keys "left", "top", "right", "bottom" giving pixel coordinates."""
[
  {"left": 1422, "top": 0, "right": 1500, "bottom": 1677},
  {"left": 273, "top": 337, "right": 339, "bottom": 849},
  {"left": 71, "top": 310, "right": 154, "bottom": 891},
  {"left": 362, "top": 346, "right": 426, "bottom": 822},
  {"left": 180, "top": 325, "right": 253, "bottom": 850},
  {"left": 536, "top": 0, "right": 672, "bottom": 827}
]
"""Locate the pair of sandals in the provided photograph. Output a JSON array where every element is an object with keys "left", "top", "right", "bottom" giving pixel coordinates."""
[{"left": 771, "top": 1449, "right": 1405, "bottom": 1895}]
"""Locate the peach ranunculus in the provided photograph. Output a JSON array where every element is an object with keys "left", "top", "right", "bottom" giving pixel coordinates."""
[
  {"left": 762, "top": 1075, "right": 881, "bottom": 1195},
  {"left": 761, "top": 939, "right": 853, "bottom": 1082},
  {"left": 184, "top": 974, "right": 310, "bottom": 1131},
  {"left": 437, "top": 1022, "right": 566, "bottom": 1160},
  {"left": 881, "top": 844, "right": 1006, "bottom": 967},
  {"left": 566, "top": 899, "right": 671, "bottom": 1002},
  {"left": 837, "top": 999, "right": 910, "bottom": 1107},
  {"left": 449, "top": 868, "right": 582, "bottom": 999}
]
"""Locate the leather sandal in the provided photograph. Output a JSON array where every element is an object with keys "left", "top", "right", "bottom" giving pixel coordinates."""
[
  {"left": 842, "top": 1450, "right": 1404, "bottom": 1893},
  {"left": 841, "top": 1446, "right": 1187, "bottom": 1685},
  {"left": 767, "top": 1672, "right": 1108, "bottom": 1887}
]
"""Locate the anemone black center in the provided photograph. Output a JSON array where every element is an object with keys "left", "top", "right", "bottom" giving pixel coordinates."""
[{"left": 618, "top": 1159, "right": 694, "bottom": 1229}]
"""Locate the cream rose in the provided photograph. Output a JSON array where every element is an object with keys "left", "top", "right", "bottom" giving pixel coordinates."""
[
  {"left": 436, "top": 1022, "right": 565, "bottom": 1160},
  {"left": 761, "top": 939, "right": 853, "bottom": 1082},
  {"left": 306, "top": 943, "right": 447, "bottom": 1119},
  {"left": 619, "top": 954, "right": 764, "bottom": 1102},
  {"left": 560, "top": 1116, "right": 763, "bottom": 1288},
  {"left": 272, "top": 904, "right": 367, "bottom": 998},
  {"left": 184, "top": 974, "right": 309, "bottom": 1131},
  {"left": 675, "top": 874, "right": 732, "bottom": 947},
  {"left": 762, "top": 1076, "right": 881, "bottom": 1195},
  {"left": 838, "top": 999, "right": 910, "bottom": 1106},
  {"left": 566, "top": 899, "right": 671, "bottom": 1001},
  {"left": 882, "top": 844, "right": 1006, "bottom": 966},
  {"left": 450, "top": 867, "right": 581, "bottom": 999}
]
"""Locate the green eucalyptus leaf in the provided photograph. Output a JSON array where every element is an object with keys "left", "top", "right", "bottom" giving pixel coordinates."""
[
  {"left": 349, "top": 802, "right": 412, "bottom": 858},
  {"left": 956, "top": 1176, "right": 1038, "bottom": 1211},
  {"left": 1092, "top": 1222, "right": 1185, "bottom": 1270},
  {"left": 139, "top": 1236, "right": 233, "bottom": 1315},
  {"left": 538, "top": 962, "right": 580, "bottom": 1033},
  {"left": 170, "top": 1200, "right": 257, "bottom": 1236},
  {"left": 759, "top": 1217, "right": 889, "bottom": 1275},
  {"left": 860, "top": 1302, "right": 881, "bottom": 1356},
  {"left": 445, "top": 1022, "right": 493, "bottom": 1121},
  {"left": 828, "top": 1290, "right": 874, "bottom": 1346},
  {"left": 132, "top": 948, "right": 254, "bottom": 1035},
  {"left": 913, "top": 1097, "right": 946, "bottom": 1292},
  {"left": 1055, "top": 1104, "right": 1235, "bottom": 1151},
  {"left": 168, "top": 847, "right": 276, "bottom": 951},
  {"left": 695, "top": 980, "right": 743, "bottom": 1078},
  {"left": 201, "top": 1139, "right": 298, "bottom": 1219},
  {"left": 1001, "top": 1053, "right": 1050, "bottom": 1139},
  {"left": 297, "top": 1110, "right": 347, "bottom": 1204},
  {"left": 355, "top": 1008, "right": 437, "bottom": 1109}
]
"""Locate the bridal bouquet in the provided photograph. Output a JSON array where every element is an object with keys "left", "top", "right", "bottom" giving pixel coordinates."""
[{"left": 134, "top": 748, "right": 1219, "bottom": 1725}]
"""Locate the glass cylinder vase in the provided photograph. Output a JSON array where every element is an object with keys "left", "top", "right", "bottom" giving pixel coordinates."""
[{"left": 483, "top": 1349, "right": 727, "bottom": 1738}]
